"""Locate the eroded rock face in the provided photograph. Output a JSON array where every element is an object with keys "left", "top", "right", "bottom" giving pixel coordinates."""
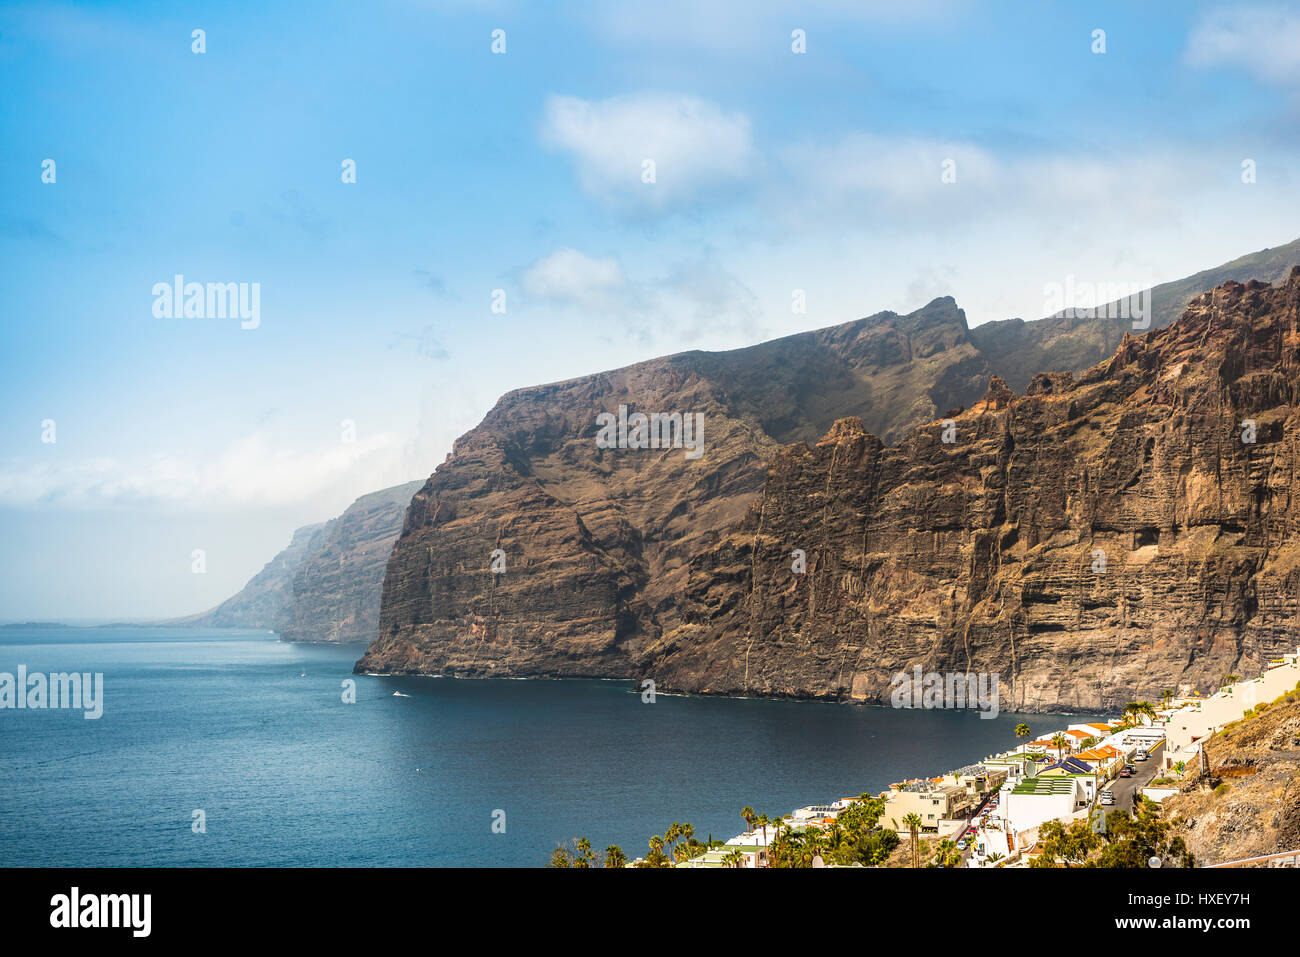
[
  {"left": 360, "top": 270, "right": 1300, "bottom": 711},
  {"left": 180, "top": 521, "right": 326, "bottom": 631},
  {"left": 358, "top": 298, "right": 997, "bottom": 676},
  {"left": 647, "top": 271, "right": 1300, "bottom": 711},
  {"left": 280, "top": 481, "right": 424, "bottom": 644}
]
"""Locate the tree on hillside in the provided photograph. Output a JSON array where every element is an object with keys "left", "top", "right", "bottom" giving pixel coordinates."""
[
  {"left": 902, "top": 813, "right": 923, "bottom": 868},
  {"left": 929, "top": 839, "right": 962, "bottom": 868},
  {"left": 1029, "top": 799, "right": 1194, "bottom": 868},
  {"left": 721, "top": 848, "right": 746, "bottom": 869}
]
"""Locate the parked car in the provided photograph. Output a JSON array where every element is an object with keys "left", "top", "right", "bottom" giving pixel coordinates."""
[
  {"left": 1135, "top": 750, "right": 1149, "bottom": 761},
  {"left": 1100, "top": 790, "right": 1116, "bottom": 805},
  {"left": 1119, "top": 768, "right": 1131, "bottom": 777},
  {"left": 956, "top": 840, "right": 967, "bottom": 851},
  {"left": 1125, "top": 763, "right": 1136, "bottom": 774}
]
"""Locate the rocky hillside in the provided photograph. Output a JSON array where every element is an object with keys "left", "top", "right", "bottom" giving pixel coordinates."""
[
  {"left": 359, "top": 296, "right": 995, "bottom": 678},
  {"left": 179, "top": 480, "right": 421, "bottom": 642},
  {"left": 178, "top": 521, "right": 326, "bottom": 631},
  {"left": 280, "top": 480, "right": 423, "bottom": 643},
  {"left": 1162, "top": 691, "right": 1300, "bottom": 864},
  {"left": 361, "top": 266, "right": 1300, "bottom": 711},
  {"left": 971, "top": 237, "right": 1300, "bottom": 392},
  {"left": 646, "top": 271, "right": 1300, "bottom": 710}
]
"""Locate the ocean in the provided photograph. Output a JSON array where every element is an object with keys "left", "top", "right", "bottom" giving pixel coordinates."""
[{"left": 0, "top": 626, "right": 1098, "bottom": 866}]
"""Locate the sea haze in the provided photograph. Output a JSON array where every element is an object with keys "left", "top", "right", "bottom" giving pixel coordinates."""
[{"left": 0, "top": 627, "right": 1100, "bottom": 866}]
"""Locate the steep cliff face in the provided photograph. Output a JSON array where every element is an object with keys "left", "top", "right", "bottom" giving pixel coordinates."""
[
  {"left": 179, "top": 522, "right": 326, "bottom": 630},
  {"left": 970, "top": 236, "right": 1300, "bottom": 392},
  {"left": 359, "top": 296, "right": 1011, "bottom": 677},
  {"left": 360, "top": 257, "right": 1300, "bottom": 709},
  {"left": 279, "top": 481, "right": 424, "bottom": 643},
  {"left": 178, "top": 480, "right": 422, "bottom": 642},
  {"left": 645, "top": 271, "right": 1300, "bottom": 710}
]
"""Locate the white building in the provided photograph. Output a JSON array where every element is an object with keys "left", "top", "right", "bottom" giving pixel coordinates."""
[{"left": 1164, "top": 648, "right": 1300, "bottom": 770}]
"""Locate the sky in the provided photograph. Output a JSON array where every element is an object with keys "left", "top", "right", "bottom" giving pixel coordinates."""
[{"left": 2, "top": 0, "right": 1300, "bottom": 619}]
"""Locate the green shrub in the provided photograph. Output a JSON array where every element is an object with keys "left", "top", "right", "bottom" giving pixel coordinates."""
[{"left": 1214, "top": 783, "right": 1231, "bottom": 797}]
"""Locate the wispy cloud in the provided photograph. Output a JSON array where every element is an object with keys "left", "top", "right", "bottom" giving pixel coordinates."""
[
  {"left": 521, "top": 247, "right": 626, "bottom": 308},
  {"left": 518, "top": 246, "right": 762, "bottom": 343},
  {"left": 0, "top": 431, "right": 409, "bottom": 511},
  {"left": 1186, "top": 4, "right": 1300, "bottom": 86},
  {"left": 541, "top": 93, "right": 755, "bottom": 211},
  {"left": 774, "top": 132, "right": 1225, "bottom": 230},
  {"left": 413, "top": 268, "right": 456, "bottom": 298}
]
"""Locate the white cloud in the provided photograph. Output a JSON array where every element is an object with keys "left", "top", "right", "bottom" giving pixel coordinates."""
[
  {"left": 521, "top": 247, "right": 627, "bottom": 307},
  {"left": 541, "top": 93, "right": 755, "bottom": 210},
  {"left": 518, "top": 246, "right": 763, "bottom": 343},
  {"left": 776, "top": 132, "right": 1218, "bottom": 230},
  {"left": 783, "top": 133, "right": 998, "bottom": 204},
  {"left": 1186, "top": 4, "right": 1300, "bottom": 86},
  {"left": 0, "top": 430, "right": 410, "bottom": 511}
]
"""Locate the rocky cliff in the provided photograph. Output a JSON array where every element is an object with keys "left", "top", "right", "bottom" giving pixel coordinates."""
[
  {"left": 360, "top": 262, "right": 1300, "bottom": 711},
  {"left": 358, "top": 296, "right": 995, "bottom": 678},
  {"left": 645, "top": 271, "right": 1300, "bottom": 710},
  {"left": 178, "top": 521, "right": 326, "bottom": 631},
  {"left": 280, "top": 480, "right": 423, "bottom": 643},
  {"left": 179, "top": 480, "right": 421, "bottom": 642}
]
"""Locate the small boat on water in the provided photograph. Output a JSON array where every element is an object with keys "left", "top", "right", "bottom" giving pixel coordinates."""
[{"left": 392, "top": 691, "right": 410, "bottom": 697}]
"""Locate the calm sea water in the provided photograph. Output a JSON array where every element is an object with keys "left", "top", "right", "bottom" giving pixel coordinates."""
[{"left": 0, "top": 627, "right": 1099, "bottom": 866}]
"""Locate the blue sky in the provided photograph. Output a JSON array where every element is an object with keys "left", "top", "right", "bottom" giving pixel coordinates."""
[{"left": 3, "top": 0, "right": 1300, "bottom": 619}]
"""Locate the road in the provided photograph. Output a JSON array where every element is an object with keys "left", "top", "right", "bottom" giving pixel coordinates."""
[{"left": 1102, "top": 740, "right": 1166, "bottom": 812}]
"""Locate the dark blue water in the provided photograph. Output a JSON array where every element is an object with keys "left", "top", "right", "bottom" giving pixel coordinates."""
[{"left": 0, "top": 627, "right": 1095, "bottom": 866}]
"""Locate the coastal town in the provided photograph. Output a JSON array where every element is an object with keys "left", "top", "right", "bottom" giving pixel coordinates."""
[{"left": 559, "top": 647, "right": 1300, "bottom": 868}]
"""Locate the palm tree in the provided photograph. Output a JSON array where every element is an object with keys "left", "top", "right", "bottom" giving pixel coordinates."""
[
  {"left": 1051, "top": 732, "right": 1069, "bottom": 759},
  {"left": 902, "top": 813, "right": 923, "bottom": 868},
  {"left": 756, "top": 814, "right": 770, "bottom": 848},
  {"left": 931, "top": 839, "right": 961, "bottom": 868},
  {"left": 574, "top": 837, "right": 595, "bottom": 868},
  {"left": 721, "top": 848, "right": 746, "bottom": 869},
  {"left": 1161, "top": 689, "right": 1174, "bottom": 709},
  {"left": 801, "top": 829, "right": 824, "bottom": 868},
  {"left": 985, "top": 852, "right": 1004, "bottom": 866},
  {"left": 1015, "top": 723, "right": 1032, "bottom": 749},
  {"left": 1133, "top": 701, "right": 1157, "bottom": 725},
  {"left": 1220, "top": 674, "right": 1240, "bottom": 692},
  {"left": 741, "top": 806, "right": 757, "bottom": 834},
  {"left": 603, "top": 845, "right": 627, "bottom": 869},
  {"left": 664, "top": 822, "right": 682, "bottom": 854}
]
